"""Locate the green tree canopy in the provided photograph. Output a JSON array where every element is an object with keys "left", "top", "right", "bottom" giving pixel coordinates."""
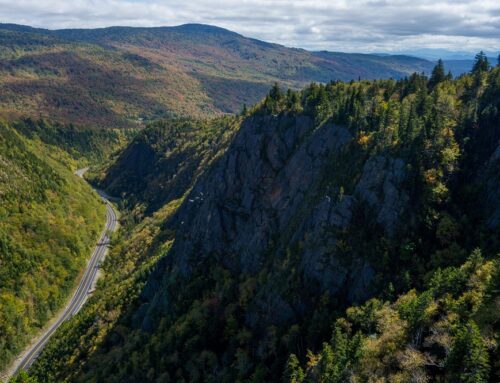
[
  {"left": 472, "top": 51, "right": 490, "bottom": 73},
  {"left": 429, "top": 59, "right": 446, "bottom": 89}
]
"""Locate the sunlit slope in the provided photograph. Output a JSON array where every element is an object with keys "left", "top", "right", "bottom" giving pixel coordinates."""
[
  {"left": 0, "top": 23, "right": 437, "bottom": 127},
  {"left": 0, "top": 122, "right": 105, "bottom": 372}
]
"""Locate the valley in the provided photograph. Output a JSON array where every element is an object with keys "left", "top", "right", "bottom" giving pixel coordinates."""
[
  {"left": 0, "top": 18, "right": 498, "bottom": 383},
  {"left": 2, "top": 170, "right": 118, "bottom": 381},
  {"left": 0, "top": 122, "right": 109, "bottom": 376},
  {"left": 6, "top": 58, "right": 499, "bottom": 383},
  {"left": 0, "top": 23, "right": 463, "bottom": 128}
]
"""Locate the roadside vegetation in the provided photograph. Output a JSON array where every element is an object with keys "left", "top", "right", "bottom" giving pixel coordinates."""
[{"left": 0, "top": 122, "right": 107, "bottom": 372}]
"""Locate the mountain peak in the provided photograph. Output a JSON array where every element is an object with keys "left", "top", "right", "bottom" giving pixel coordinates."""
[{"left": 172, "top": 23, "right": 241, "bottom": 36}]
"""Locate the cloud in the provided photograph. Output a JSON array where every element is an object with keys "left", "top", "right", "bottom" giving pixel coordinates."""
[{"left": 0, "top": 0, "right": 499, "bottom": 53}]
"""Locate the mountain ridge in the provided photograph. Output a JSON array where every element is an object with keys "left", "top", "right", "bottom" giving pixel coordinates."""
[{"left": 0, "top": 22, "right": 461, "bottom": 128}]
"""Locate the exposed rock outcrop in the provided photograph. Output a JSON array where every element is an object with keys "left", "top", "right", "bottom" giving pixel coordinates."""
[{"left": 139, "top": 114, "right": 413, "bottom": 333}]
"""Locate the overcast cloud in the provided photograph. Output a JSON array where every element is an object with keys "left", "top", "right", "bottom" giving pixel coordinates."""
[{"left": 0, "top": 0, "right": 499, "bottom": 53}]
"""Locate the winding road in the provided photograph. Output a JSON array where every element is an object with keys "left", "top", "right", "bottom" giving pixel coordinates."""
[{"left": 1, "top": 169, "right": 118, "bottom": 381}]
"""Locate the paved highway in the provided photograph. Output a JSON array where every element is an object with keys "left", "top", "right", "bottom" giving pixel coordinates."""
[{"left": 2, "top": 169, "right": 118, "bottom": 381}]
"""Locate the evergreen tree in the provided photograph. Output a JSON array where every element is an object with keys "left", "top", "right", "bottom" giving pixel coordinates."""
[
  {"left": 241, "top": 103, "right": 248, "bottom": 116},
  {"left": 447, "top": 321, "right": 490, "bottom": 383},
  {"left": 284, "top": 354, "right": 305, "bottom": 383},
  {"left": 269, "top": 82, "right": 283, "bottom": 102},
  {"left": 286, "top": 89, "right": 302, "bottom": 112},
  {"left": 429, "top": 59, "right": 446, "bottom": 89},
  {"left": 472, "top": 51, "right": 489, "bottom": 73},
  {"left": 264, "top": 83, "right": 285, "bottom": 114}
]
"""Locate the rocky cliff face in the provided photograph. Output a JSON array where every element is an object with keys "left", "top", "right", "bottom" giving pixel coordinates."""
[
  {"left": 158, "top": 115, "right": 351, "bottom": 274},
  {"left": 100, "top": 118, "right": 237, "bottom": 214},
  {"left": 138, "top": 113, "right": 415, "bottom": 336}
]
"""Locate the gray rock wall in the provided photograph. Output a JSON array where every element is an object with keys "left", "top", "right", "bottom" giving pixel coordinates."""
[{"left": 140, "top": 113, "right": 413, "bottom": 332}]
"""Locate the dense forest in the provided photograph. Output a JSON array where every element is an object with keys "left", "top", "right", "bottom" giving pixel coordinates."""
[
  {"left": 89, "top": 117, "right": 239, "bottom": 216},
  {"left": 0, "top": 121, "right": 107, "bottom": 372},
  {"left": 10, "top": 55, "right": 500, "bottom": 382},
  {"left": 285, "top": 250, "right": 498, "bottom": 382},
  {"left": 0, "top": 23, "right": 470, "bottom": 128},
  {"left": 11, "top": 119, "right": 132, "bottom": 165}
]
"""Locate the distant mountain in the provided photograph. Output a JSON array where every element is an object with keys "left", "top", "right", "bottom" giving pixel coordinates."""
[
  {"left": 0, "top": 23, "right": 446, "bottom": 127},
  {"left": 443, "top": 59, "right": 475, "bottom": 76},
  {"left": 392, "top": 48, "right": 498, "bottom": 61},
  {"left": 389, "top": 48, "right": 498, "bottom": 76}
]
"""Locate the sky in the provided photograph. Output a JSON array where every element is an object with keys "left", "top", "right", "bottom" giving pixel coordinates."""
[{"left": 1, "top": 0, "right": 499, "bottom": 55}]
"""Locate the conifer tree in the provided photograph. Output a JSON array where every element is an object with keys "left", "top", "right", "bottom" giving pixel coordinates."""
[
  {"left": 284, "top": 354, "right": 305, "bottom": 383},
  {"left": 241, "top": 103, "right": 248, "bottom": 116},
  {"left": 269, "top": 82, "right": 283, "bottom": 102},
  {"left": 264, "top": 82, "right": 284, "bottom": 114},
  {"left": 429, "top": 59, "right": 446, "bottom": 89},
  {"left": 447, "top": 320, "right": 490, "bottom": 383},
  {"left": 472, "top": 51, "right": 489, "bottom": 73}
]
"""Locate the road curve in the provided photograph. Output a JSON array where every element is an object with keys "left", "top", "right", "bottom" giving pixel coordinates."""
[{"left": 3, "top": 169, "right": 118, "bottom": 380}]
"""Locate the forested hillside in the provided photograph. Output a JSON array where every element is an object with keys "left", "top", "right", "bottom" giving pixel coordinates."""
[
  {"left": 285, "top": 251, "right": 499, "bottom": 382},
  {"left": 0, "top": 23, "right": 443, "bottom": 128},
  {"left": 0, "top": 122, "right": 107, "bottom": 372},
  {"left": 11, "top": 119, "right": 132, "bottom": 165},
  {"left": 15, "top": 58, "right": 500, "bottom": 382},
  {"left": 91, "top": 117, "right": 239, "bottom": 216}
]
